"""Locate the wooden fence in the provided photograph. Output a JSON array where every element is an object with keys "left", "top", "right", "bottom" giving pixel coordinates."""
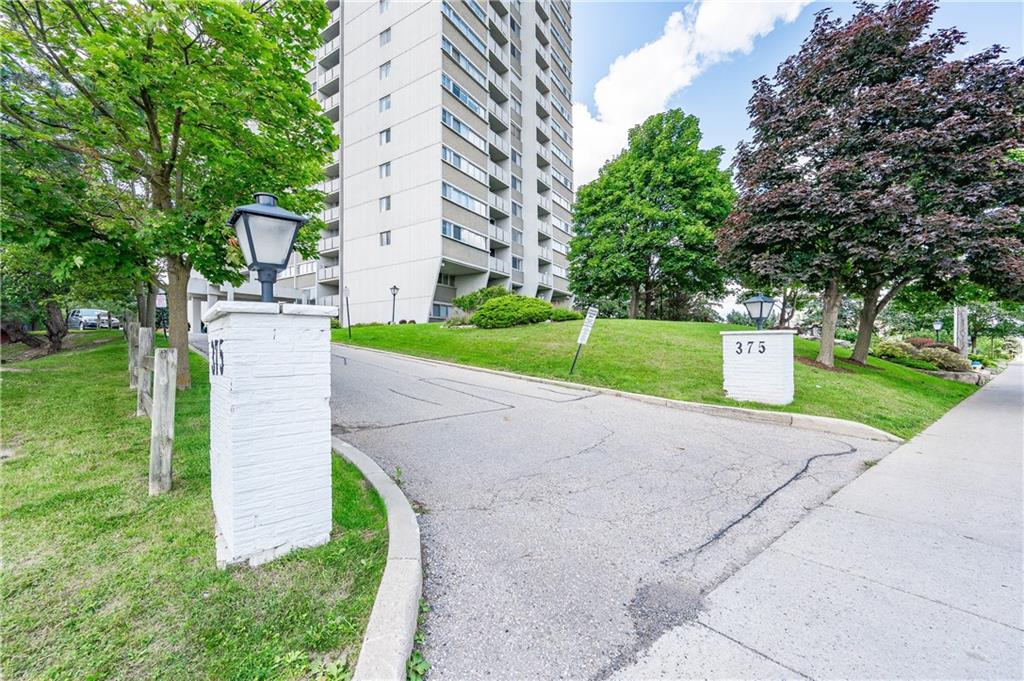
[{"left": 127, "top": 324, "right": 177, "bottom": 495}]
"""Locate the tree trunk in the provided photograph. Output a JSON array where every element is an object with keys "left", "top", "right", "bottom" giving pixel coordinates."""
[
  {"left": 42, "top": 301, "right": 68, "bottom": 353},
  {"left": 145, "top": 280, "right": 158, "bottom": 328},
  {"left": 136, "top": 281, "right": 148, "bottom": 325},
  {"left": 628, "top": 285, "right": 639, "bottom": 319},
  {"left": 2, "top": 320, "right": 45, "bottom": 348},
  {"left": 816, "top": 279, "right": 842, "bottom": 368},
  {"left": 851, "top": 286, "right": 881, "bottom": 364},
  {"left": 165, "top": 255, "right": 192, "bottom": 389},
  {"left": 642, "top": 286, "right": 653, "bottom": 319}
]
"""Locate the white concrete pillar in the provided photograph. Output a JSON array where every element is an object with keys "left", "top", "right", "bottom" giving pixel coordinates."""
[
  {"left": 190, "top": 297, "right": 202, "bottom": 332},
  {"left": 953, "top": 306, "right": 969, "bottom": 356},
  {"left": 202, "top": 301, "right": 336, "bottom": 568},
  {"left": 721, "top": 330, "right": 797, "bottom": 405}
]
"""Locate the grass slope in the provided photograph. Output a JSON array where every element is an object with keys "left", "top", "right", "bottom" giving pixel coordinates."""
[
  {"left": 333, "top": 320, "right": 975, "bottom": 438},
  {"left": 1, "top": 337, "right": 386, "bottom": 680}
]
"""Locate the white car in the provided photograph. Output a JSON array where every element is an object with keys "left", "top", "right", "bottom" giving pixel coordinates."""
[{"left": 67, "top": 309, "right": 119, "bottom": 330}]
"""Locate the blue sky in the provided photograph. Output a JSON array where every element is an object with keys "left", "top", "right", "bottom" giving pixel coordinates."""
[{"left": 570, "top": 1, "right": 1023, "bottom": 183}]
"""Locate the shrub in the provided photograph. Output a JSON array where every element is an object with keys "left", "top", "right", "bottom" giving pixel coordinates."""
[
  {"left": 835, "top": 327, "right": 858, "bottom": 342},
  {"left": 905, "top": 337, "right": 935, "bottom": 349},
  {"left": 398, "top": 319, "right": 407, "bottom": 324},
  {"left": 330, "top": 318, "right": 341, "bottom": 329},
  {"left": 888, "top": 356, "right": 939, "bottom": 371},
  {"left": 928, "top": 342, "right": 961, "bottom": 354},
  {"left": 471, "top": 295, "right": 553, "bottom": 329},
  {"left": 969, "top": 353, "right": 997, "bottom": 368},
  {"left": 919, "top": 347, "right": 972, "bottom": 372},
  {"left": 872, "top": 338, "right": 917, "bottom": 360},
  {"left": 452, "top": 285, "right": 513, "bottom": 313},
  {"left": 549, "top": 308, "right": 583, "bottom": 322},
  {"left": 443, "top": 312, "right": 474, "bottom": 327}
]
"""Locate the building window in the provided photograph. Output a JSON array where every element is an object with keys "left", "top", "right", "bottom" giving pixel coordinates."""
[
  {"left": 379, "top": 61, "right": 391, "bottom": 80},
  {"left": 379, "top": 0, "right": 389, "bottom": 13},
  {"left": 510, "top": 17, "right": 520, "bottom": 36},
  {"left": 511, "top": 175, "right": 522, "bottom": 192},
  {"left": 441, "top": 219, "right": 488, "bottom": 250},
  {"left": 380, "top": 230, "right": 392, "bottom": 246},
  {"left": 442, "top": 145, "right": 487, "bottom": 185},
  {"left": 552, "top": 240, "right": 568, "bottom": 255},
  {"left": 511, "top": 96, "right": 522, "bottom": 115},
  {"left": 441, "top": 1, "right": 486, "bottom": 55},
  {"left": 511, "top": 228, "right": 523, "bottom": 243},
  {"left": 441, "top": 37, "right": 487, "bottom": 89},
  {"left": 438, "top": 272, "right": 456, "bottom": 287},
  {"left": 379, "top": 95, "right": 391, "bottom": 112},
  {"left": 510, "top": 44, "right": 521, "bottom": 62},
  {"left": 441, "top": 72, "right": 485, "bottom": 119},
  {"left": 512, "top": 256, "right": 523, "bottom": 271},
  {"left": 379, "top": 196, "right": 391, "bottom": 212},
  {"left": 379, "top": 28, "right": 392, "bottom": 46},
  {"left": 510, "top": 149, "right": 522, "bottom": 166},
  {"left": 379, "top": 128, "right": 391, "bottom": 145},
  {"left": 511, "top": 201, "right": 523, "bottom": 217},
  {"left": 465, "top": 0, "right": 486, "bottom": 24},
  {"left": 379, "top": 161, "right": 391, "bottom": 178},
  {"left": 432, "top": 303, "right": 453, "bottom": 319},
  {"left": 511, "top": 124, "right": 521, "bottom": 141},
  {"left": 441, "top": 181, "right": 487, "bottom": 216},
  {"left": 441, "top": 108, "right": 487, "bottom": 152}
]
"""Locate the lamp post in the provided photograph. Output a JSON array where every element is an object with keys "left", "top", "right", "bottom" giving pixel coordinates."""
[
  {"left": 742, "top": 293, "right": 777, "bottom": 330},
  {"left": 933, "top": 319, "right": 943, "bottom": 343},
  {"left": 228, "top": 193, "right": 308, "bottom": 303},
  {"left": 390, "top": 285, "right": 399, "bottom": 325}
]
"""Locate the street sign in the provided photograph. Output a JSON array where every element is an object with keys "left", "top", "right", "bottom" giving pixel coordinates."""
[{"left": 577, "top": 306, "right": 599, "bottom": 345}]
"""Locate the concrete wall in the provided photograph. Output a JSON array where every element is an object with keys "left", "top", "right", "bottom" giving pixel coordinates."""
[{"left": 721, "top": 330, "right": 796, "bottom": 406}]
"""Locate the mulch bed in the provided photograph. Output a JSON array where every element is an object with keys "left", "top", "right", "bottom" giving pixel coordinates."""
[{"left": 796, "top": 355, "right": 854, "bottom": 373}]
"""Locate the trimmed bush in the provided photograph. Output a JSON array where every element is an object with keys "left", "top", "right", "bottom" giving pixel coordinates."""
[
  {"left": 919, "top": 347, "right": 972, "bottom": 372},
  {"left": 928, "top": 342, "right": 962, "bottom": 354},
  {"left": 443, "top": 312, "right": 474, "bottom": 328},
  {"left": 549, "top": 308, "right": 583, "bottom": 322},
  {"left": 471, "top": 295, "right": 553, "bottom": 329},
  {"left": 835, "top": 327, "right": 858, "bottom": 342},
  {"left": 905, "top": 337, "right": 935, "bottom": 349},
  {"left": 888, "top": 356, "right": 940, "bottom": 371},
  {"left": 872, "top": 338, "right": 917, "bottom": 360},
  {"left": 452, "top": 285, "right": 513, "bottom": 313}
]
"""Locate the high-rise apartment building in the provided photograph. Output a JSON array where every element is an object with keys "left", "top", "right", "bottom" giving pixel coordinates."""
[{"left": 275, "top": 0, "right": 574, "bottom": 323}]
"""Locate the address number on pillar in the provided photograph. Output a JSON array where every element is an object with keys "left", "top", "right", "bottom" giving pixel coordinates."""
[
  {"left": 210, "top": 339, "right": 225, "bottom": 375},
  {"left": 735, "top": 340, "right": 766, "bottom": 355}
]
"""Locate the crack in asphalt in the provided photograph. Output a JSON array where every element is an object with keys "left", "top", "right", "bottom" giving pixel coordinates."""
[{"left": 662, "top": 439, "right": 859, "bottom": 565}]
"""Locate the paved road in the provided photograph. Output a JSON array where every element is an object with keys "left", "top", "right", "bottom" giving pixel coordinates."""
[
  {"left": 330, "top": 345, "right": 896, "bottom": 679},
  {"left": 619, "top": 359, "right": 1024, "bottom": 680}
]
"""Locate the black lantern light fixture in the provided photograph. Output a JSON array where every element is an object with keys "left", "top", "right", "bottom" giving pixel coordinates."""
[
  {"left": 933, "top": 319, "right": 943, "bottom": 343},
  {"left": 390, "top": 285, "right": 399, "bottom": 325},
  {"left": 228, "top": 193, "right": 308, "bottom": 303},
  {"left": 743, "top": 293, "right": 777, "bottom": 330}
]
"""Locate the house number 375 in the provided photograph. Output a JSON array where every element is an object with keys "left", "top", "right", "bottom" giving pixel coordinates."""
[{"left": 736, "top": 340, "right": 766, "bottom": 355}]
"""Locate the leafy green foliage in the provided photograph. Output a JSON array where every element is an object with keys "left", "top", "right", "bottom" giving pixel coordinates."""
[
  {"left": 549, "top": 308, "right": 584, "bottom": 322},
  {"left": 872, "top": 339, "right": 918, "bottom": 360},
  {"left": 570, "top": 109, "right": 734, "bottom": 318},
  {"left": 470, "top": 296, "right": 553, "bottom": 329},
  {"left": 452, "top": 285, "right": 513, "bottom": 313},
  {"left": 919, "top": 347, "right": 972, "bottom": 372},
  {"left": 406, "top": 650, "right": 430, "bottom": 681}
]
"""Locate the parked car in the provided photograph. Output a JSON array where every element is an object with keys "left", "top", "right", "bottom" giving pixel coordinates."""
[{"left": 68, "top": 309, "right": 119, "bottom": 330}]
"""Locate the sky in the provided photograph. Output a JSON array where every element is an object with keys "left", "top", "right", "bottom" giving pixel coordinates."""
[{"left": 570, "top": 0, "right": 1024, "bottom": 185}]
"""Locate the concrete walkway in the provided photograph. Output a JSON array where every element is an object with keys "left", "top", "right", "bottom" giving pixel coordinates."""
[{"left": 619, "top": 359, "right": 1024, "bottom": 680}]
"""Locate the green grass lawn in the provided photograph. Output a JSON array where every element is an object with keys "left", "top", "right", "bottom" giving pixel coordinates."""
[
  {"left": 333, "top": 320, "right": 975, "bottom": 439},
  {"left": 1, "top": 336, "right": 386, "bottom": 680}
]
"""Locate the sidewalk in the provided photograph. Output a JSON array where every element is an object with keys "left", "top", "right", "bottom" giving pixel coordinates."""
[{"left": 619, "top": 360, "right": 1023, "bottom": 680}]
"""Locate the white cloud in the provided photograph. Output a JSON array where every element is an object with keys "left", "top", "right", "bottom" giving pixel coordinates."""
[{"left": 573, "top": 0, "right": 811, "bottom": 185}]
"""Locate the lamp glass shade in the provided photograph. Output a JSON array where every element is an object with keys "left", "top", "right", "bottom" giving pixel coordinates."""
[
  {"left": 390, "top": 285, "right": 399, "bottom": 296},
  {"left": 932, "top": 320, "right": 943, "bottom": 331},
  {"left": 743, "top": 294, "right": 776, "bottom": 323},
  {"left": 238, "top": 213, "right": 299, "bottom": 268}
]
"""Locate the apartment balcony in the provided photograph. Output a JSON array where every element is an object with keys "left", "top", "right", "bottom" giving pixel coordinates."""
[
  {"left": 329, "top": 6, "right": 341, "bottom": 25},
  {"left": 321, "top": 91, "right": 340, "bottom": 114},
  {"left": 538, "top": 246, "right": 552, "bottom": 263},
  {"left": 488, "top": 161, "right": 509, "bottom": 190},
  {"left": 537, "top": 195, "right": 551, "bottom": 216},
  {"left": 488, "top": 36, "right": 508, "bottom": 73},
  {"left": 536, "top": 0, "right": 550, "bottom": 22},
  {"left": 318, "top": 64, "right": 340, "bottom": 94},
  {"left": 317, "top": 35, "right": 341, "bottom": 62},
  {"left": 488, "top": 69, "right": 509, "bottom": 103},
  {"left": 489, "top": 256, "right": 510, "bottom": 274},
  {"left": 553, "top": 275, "right": 570, "bottom": 294},
  {"left": 489, "top": 223, "right": 510, "bottom": 245},
  {"left": 535, "top": 43, "right": 550, "bottom": 70},
  {"left": 489, "top": 0, "right": 508, "bottom": 16},
  {"left": 538, "top": 272, "right": 553, "bottom": 287},
  {"left": 488, "top": 100, "right": 509, "bottom": 132},
  {"left": 488, "top": 130, "right": 510, "bottom": 161},
  {"left": 535, "top": 22, "right": 550, "bottom": 46},
  {"left": 322, "top": 205, "right": 340, "bottom": 223},
  {"left": 487, "top": 6, "right": 509, "bottom": 44},
  {"left": 319, "top": 294, "right": 341, "bottom": 308},
  {"left": 536, "top": 145, "right": 551, "bottom": 167},
  {"left": 319, "top": 177, "right": 340, "bottom": 196},
  {"left": 537, "top": 170, "right": 551, "bottom": 192},
  {"left": 489, "top": 192, "right": 510, "bottom": 219},
  {"left": 535, "top": 70, "right": 550, "bottom": 94},
  {"left": 318, "top": 235, "right": 340, "bottom": 253},
  {"left": 536, "top": 93, "right": 550, "bottom": 118},
  {"left": 536, "top": 119, "right": 551, "bottom": 143},
  {"left": 537, "top": 217, "right": 552, "bottom": 238},
  {"left": 318, "top": 265, "right": 340, "bottom": 282}
]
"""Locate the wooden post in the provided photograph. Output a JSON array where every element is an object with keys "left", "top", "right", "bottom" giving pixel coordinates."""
[
  {"left": 149, "top": 348, "right": 177, "bottom": 495},
  {"left": 136, "top": 326, "right": 154, "bottom": 416},
  {"left": 127, "top": 322, "right": 140, "bottom": 388}
]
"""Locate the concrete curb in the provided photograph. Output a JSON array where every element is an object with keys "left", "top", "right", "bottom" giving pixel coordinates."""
[
  {"left": 333, "top": 437, "right": 422, "bottom": 681},
  {"left": 332, "top": 343, "right": 903, "bottom": 444}
]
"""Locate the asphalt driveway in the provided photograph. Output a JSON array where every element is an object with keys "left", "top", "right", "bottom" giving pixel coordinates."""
[{"left": 330, "top": 345, "right": 896, "bottom": 680}]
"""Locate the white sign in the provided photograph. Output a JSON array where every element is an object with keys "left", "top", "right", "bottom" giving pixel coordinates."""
[
  {"left": 343, "top": 286, "right": 350, "bottom": 299},
  {"left": 155, "top": 293, "right": 167, "bottom": 308},
  {"left": 577, "top": 306, "right": 599, "bottom": 345},
  {"left": 720, "top": 330, "right": 796, "bottom": 405}
]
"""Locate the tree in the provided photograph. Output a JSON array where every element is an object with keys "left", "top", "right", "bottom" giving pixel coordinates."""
[
  {"left": 2, "top": 1, "right": 335, "bottom": 388},
  {"left": 719, "top": 0, "right": 1024, "bottom": 368},
  {"left": 570, "top": 110, "right": 734, "bottom": 319}
]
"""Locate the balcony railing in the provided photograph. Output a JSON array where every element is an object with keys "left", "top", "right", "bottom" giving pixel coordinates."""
[
  {"left": 488, "top": 100, "right": 508, "bottom": 125},
  {"left": 535, "top": 70, "right": 550, "bottom": 94},
  {"left": 538, "top": 272, "right": 553, "bottom": 286},
  {"left": 538, "top": 246, "right": 552, "bottom": 261},
  {"left": 489, "top": 161, "right": 508, "bottom": 184},
  {"left": 537, "top": 170, "right": 551, "bottom": 190},
  {"left": 488, "top": 130, "right": 509, "bottom": 155},
  {"left": 489, "top": 193, "right": 509, "bottom": 216},
  {"left": 319, "top": 294, "right": 340, "bottom": 308},
  {"left": 322, "top": 206, "right": 340, "bottom": 222},
  {"left": 537, "top": 219, "right": 551, "bottom": 236},
  {"left": 536, "top": 119, "right": 551, "bottom": 143},
  {"left": 318, "top": 265, "right": 340, "bottom": 281},
  {"left": 319, "top": 178, "right": 340, "bottom": 194},
  {"left": 317, "top": 35, "right": 340, "bottom": 60},
  {"left": 318, "top": 236, "right": 340, "bottom": 252},
  {"left": 536, "top": 144, "right": 550, "bottom": 166},
  {"left": 489, "top": 256, "right": 509, "bottom": 274},
  {"left": 489, "top": 223, "right": 509, "bottom": 243},
  {"left": 319, "top": 64, "right": 340, "bottom": 87},
  {"left": 537, "top": 195, "right": 551, "bottom": 214},
  {"left": 321, "top": 92, "right": 340, "bottom": 112}
]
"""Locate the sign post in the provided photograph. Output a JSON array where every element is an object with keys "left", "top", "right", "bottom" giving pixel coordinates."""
[
  {"left": 569, "top": 306, "right": 599, "bottom": 375},
  {"left": 343, "top": 286, "right": 352, "bottom": 339}
]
